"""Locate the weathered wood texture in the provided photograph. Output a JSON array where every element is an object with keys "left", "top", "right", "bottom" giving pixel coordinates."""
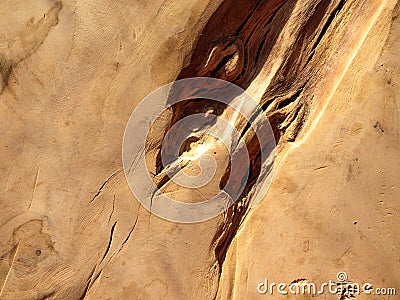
[{"left": 0, "top": 0, "right": 399, "bottom": 299}]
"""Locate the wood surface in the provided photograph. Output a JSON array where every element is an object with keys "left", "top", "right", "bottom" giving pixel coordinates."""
[{"left": 0, "top": 0, "right": 399, "bottom": 299}]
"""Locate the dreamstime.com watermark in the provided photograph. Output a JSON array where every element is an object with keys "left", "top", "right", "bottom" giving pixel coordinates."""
[
  {"left": 257, "top": 272, "right": 396, "bottom": 296},
  {"left": 123, "top": 77, "right": 276, "bottom": 223}
]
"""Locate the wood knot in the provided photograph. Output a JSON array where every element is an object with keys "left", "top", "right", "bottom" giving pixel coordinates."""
[{"left": 200, "top": 37, "right": 244, "bottom": 81}]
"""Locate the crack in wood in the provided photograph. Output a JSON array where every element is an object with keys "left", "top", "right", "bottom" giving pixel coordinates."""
[
  {"left": 90, "top": 170, "right": 121, "bottom": 203},
  {"left": 99, "top": 222, "right": 117, "bottom": 264}
]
